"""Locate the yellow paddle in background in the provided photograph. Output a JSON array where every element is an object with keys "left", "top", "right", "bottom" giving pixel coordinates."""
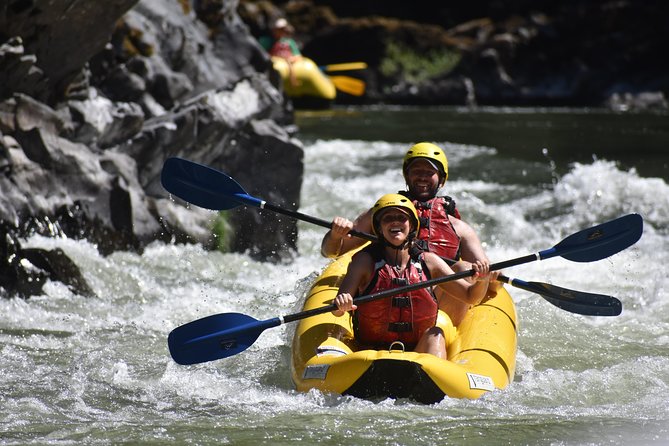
[
  {"left": 329, "top": 75, "right": 366, "bottom": 96},
  {"left": 315, "top": 61, "right": 367, "bottom": 96},
  {"left": 319, "top": 62, "right": 368, "bottom": 72}
]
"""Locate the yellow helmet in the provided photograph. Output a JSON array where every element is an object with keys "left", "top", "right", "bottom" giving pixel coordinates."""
[
  {"left": 402, "top": 142, "right": 449, "bottom": 184},
  {"left": 370, "top": 193, "right": 420, "bottom": 236}
]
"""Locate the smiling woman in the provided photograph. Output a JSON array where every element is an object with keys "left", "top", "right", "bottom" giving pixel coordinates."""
[{"left": 330, "top": 193, "right": 498, "bottom": 358}]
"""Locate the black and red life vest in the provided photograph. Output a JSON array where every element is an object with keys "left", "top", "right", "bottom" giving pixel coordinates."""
[
  {"left": 353, "top": 245, "right": 438, "bottom": 348},
  {"left": 399, "top": 193, "right": 462, "bottom": 262}
]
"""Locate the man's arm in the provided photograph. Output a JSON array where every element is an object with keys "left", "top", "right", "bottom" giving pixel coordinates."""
[
  {"left": 450, "top": 216, "right": 504, "bottom": 292},
  {"left": 450, "top": 216, "right": 489, "bottom": 265}
]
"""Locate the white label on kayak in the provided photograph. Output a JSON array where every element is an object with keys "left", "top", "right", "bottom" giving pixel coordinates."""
[
  {"left": 316, "top": 346, "right": 348, "bottom": 357},
  {"left": 303, "top": 364, "right": 330, "bottom": 380},
  {"left": 467, "top": 373, "right": 495, "bottom": 391}
]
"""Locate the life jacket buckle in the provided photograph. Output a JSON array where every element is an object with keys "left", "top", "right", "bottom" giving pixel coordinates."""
[
  {"left": 388, "top": 341, "right": 405, "bottom": 353},
  {"left": 391, "top": 296, "right": 411, "bottom": 308}
]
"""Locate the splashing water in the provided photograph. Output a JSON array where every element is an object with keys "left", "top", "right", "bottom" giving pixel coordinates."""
[{"left": 1, "top": 121, "right": 667, "bottom": 444}]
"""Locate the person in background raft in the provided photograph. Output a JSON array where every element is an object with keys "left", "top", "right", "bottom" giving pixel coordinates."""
[
  {"left": 267, "top": 18, "right": 302, "bottom": 86},
  {"left": 331, "top": 194, "right": 498, "bottom": 358},
  {"left": 321, "top": 142, "right": 497, "bottom": 325}
]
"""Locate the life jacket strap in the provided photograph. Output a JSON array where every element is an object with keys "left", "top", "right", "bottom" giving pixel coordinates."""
[{"left": 388, "top": 322, "right": 413, "bottom": 332}]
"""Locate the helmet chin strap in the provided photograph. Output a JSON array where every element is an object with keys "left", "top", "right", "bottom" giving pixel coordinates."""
[
  {"left": 380, "top": 231, "right": 416, "bottom": 250},
  {"left": 385, "top": 239, "right": 407, "bottom": 250}
]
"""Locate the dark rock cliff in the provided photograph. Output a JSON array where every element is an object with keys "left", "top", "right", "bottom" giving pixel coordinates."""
[{"left": 1, "top": 0, "right": 302, "bottom": 298}]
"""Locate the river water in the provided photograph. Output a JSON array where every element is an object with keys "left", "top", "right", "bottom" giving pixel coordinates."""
[{"left": 1, "top": 108, "right": 668, "bottom": 445}]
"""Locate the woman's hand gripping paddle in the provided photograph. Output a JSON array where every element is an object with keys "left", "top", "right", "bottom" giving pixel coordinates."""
[{"left": 167, "top": 213, "right": 642, "bottom": 365}]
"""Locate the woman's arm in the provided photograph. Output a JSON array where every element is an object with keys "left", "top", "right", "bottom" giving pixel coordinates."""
[
  {"left": 331, "top": 251, "right": 373, "bottom": 316},
  {"left": 423, "top": 252, "right": 493, "bottom": 306},
  {"left": 320, "top": 208, "right": 373, "bottom": 258}
]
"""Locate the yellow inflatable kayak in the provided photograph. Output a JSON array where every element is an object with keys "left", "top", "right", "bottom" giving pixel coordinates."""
[
  {"left": 290, "top": 250, "right": 518, "bottom": 403},
  {"left": 272, "top": 56, "right": 336, "bottom": 102}
]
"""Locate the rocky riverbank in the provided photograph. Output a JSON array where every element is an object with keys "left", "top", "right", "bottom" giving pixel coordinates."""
[{"left": 1, "top": 0, "right": 302, "bottom": 298}]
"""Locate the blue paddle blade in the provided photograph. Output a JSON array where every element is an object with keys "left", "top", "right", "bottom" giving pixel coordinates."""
[
  {"left": 526, "top": 280, "right": 622, "bottom": 316},
  {"left": 507, "top": 279, "right": 623, "bottom": 316},
  {"left": 161, "top": 157, "right": 262, "bottom": 210},
  {"left": 541, "top": 213, "right": 643, "bottom": 262},
  {"left": 499, "top": 275, "right": 622, "bottom": 316},
  {"left": 168, "top": 313, "right": 263, "bottom": 365}
]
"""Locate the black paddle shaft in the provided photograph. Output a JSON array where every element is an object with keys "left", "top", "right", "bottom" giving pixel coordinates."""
[
  {"left": 281, "top": 266, "right": 482, "bottom": 324},
  {"left": 262, "top": 202, "right": 377, "bottom": 243}
]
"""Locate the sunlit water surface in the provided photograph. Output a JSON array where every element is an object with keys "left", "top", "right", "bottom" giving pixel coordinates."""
[{"left": 1, "top": 109, "right": 668, "bottom": 445}]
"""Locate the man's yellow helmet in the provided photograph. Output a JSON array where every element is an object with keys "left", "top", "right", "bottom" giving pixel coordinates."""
[{"left": 402, "top": 142, "right": 449, "bottom": 185}]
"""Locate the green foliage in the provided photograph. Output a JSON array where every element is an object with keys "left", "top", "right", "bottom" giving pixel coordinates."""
[
  {"left": 212, "top": 211, "right": 232, "bottom": 252},
  {"left": 380, "top": 40, "right": 461, "bottom": 84}
]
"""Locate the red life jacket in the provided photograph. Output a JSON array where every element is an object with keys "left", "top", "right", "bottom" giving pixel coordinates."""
[
  {"left": 410, "top": 196, "right": 462, "bottom": 262},
  {"left": 353, "top": 245, "right": 438, "bottom": 348},
  {"left": 270, "top": 38, "right": 299, "bottom": 58},
  {"left": 270, "top": 40, "right": 293, "bottom": 58}
]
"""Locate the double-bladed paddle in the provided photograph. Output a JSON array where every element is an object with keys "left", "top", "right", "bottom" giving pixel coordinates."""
[
  {"left": 167, "top": 214, "right": 641, "bottom": 365},
  {"left": 161, "top": 158, "right": 639, "bottom": 314}
]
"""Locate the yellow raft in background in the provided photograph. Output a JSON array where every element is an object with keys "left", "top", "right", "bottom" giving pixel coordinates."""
[
  {"left": 272, "top": 56, "right": 337, "bottom": 102},
  {"left": 290, "top": 250, "right": 518, "bottom": 404}
]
